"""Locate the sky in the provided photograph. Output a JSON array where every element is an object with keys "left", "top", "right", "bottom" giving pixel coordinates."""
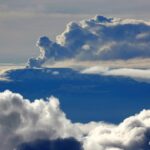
[
  {"left": 0, "top": 1, "right": 150, "bottom": 149},
  {"left": 1, "top": 0, "right": 150, "bottom": 64}
]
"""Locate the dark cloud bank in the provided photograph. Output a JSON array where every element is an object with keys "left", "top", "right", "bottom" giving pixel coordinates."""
[{"left": 27, "top": 15, "right": 150, "bottom": 68}]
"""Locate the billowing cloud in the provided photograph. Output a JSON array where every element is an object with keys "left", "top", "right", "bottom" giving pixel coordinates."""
[
  {"left": 0, "top": 90, "right": 85, "bottom": 150},
  {"left": 27, "top": 15, "right": 150, "bottom": 68},
  {"left": 83, "top": 111, "right": 150, "bottom": 150},
  {"left": 0, "top": 90, "right": 100, "bottom": 150},
  {"left": 27, "top": 36, "right": 71, "bottom": 68},
  {"left": 0, "top": 90, "right": 150, "bottom": 150}
]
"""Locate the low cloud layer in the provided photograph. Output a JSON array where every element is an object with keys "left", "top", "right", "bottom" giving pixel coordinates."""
[
  {"left": 81, "top": 67, "right": 150, "bottom": 83},
  {"left": 27, "top": 15, "right": 150, "bottom": 68},
  {"left": 0, "top": 90, "right": 150, "bottom": 150}
]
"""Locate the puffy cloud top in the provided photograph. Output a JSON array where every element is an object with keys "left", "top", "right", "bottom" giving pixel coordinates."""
[
  {"left": 0, "top": 90, "right": 150, "bottom": 150},
  {"left": 0, "top": 90, "right": 84, "bottom": 150},
  {"left": 27, "top": 15, "right": 150, "bottom": 68},
  {"left": 28, "top": 36, "right": 71, "bottom": 68}
]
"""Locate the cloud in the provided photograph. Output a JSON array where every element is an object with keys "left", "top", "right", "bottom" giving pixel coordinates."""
[
  {"left": 27, "top": 36, "right": 71, "bottom": 68},
  {"left": 27, "top": 15, "right": 150, "bottom": 68},
  {"left": 0, "top": 90, "right": 150, "bottom": 150},
  {"left": 17, "top": 138, "right": 82, "bottom": 150},
  {"left": 0, "top": 90, "right": 85, "bottom": 150},
  {"left": 83, "top": 112, "right": 150, "bottom": 150},
  {"left": 1, "top": 0, "right": 150, "bottom": 16},
  {"left": 81, "top": 67, "right": 150, "bottom": 83}
]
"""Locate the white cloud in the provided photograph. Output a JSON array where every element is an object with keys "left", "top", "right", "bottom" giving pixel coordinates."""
[
  {"left": 27, "top": 15, "right": 150, "bottom": 68},
  {"left": 81, "top": 67, "right": 150, "bottom": 83},
  {"left": 83, "top": 110, "right": 150, "bottom": 150},
  {"left": 1, "top": 65, "right": 150, "bottom": 84},
  {"left": 1, "top": 0, "right": 150, "bottom": 16},
  {"left": 0, "top": 90, "right": 85, "bottom": 150},
  {"left": 0, "top": 90, "right": 150, "bottom": 150}
]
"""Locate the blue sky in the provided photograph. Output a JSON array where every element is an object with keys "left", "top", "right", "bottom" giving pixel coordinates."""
[{"left": 0, "top": 0, "right": 150, "bottom": 64}]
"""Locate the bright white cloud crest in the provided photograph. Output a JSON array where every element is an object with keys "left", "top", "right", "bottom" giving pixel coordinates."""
[
  {"left": 28, "top": 15, "right": 150, "bottom": 68},
  {"left": 0, "top": 90, "right": 150, "bottom": 150},
  {"left": 81, "top": 67, "right": 150, "bottom": 83}
]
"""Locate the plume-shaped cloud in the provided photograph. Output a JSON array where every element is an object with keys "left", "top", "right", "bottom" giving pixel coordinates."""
[{"left": 27, "top": 15, "right": 150, "bottom": 68}]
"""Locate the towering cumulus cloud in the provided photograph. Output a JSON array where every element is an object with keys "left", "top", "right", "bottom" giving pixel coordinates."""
[
  {"left": 27, "top": 15, "right": 150, "bottom": 68},
  {"left": 0, "top": 90, "right": 83, "bottom": 150},
  {"left": 0, "top": 90, "right": 150, "bottom": 150},
  {"left": 27, "top": 36, "right": 70, "bottom": 68}
]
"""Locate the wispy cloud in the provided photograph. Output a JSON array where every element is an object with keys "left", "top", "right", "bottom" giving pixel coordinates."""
[
  {"left": 82, "top": 66, "right": 150, "bottom": 83},
  {"left": 1, "top": 0, "right": 150, "bottom": 16}
]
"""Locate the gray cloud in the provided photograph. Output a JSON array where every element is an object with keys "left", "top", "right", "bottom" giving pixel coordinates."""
[
  {"left": 1, "top": 1, "right": 150, "bottom": 65},
  {"left": 0, "top": 12, "right": 92, "bottom": 64},
  {"left": 0, "top": 90, "right": 150, "bottom": 150},
  {"left": 17, "top": 138, "right": 83, "bottom": 150},
  {"left": 27, "top": 15, "right": 150, "bottom": 68},
  {"left": 1, "top": 0, "right": 150, "bottom": 15},
  {"left": 27, "top": 36, "right": 71, "bottom": 68}
]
